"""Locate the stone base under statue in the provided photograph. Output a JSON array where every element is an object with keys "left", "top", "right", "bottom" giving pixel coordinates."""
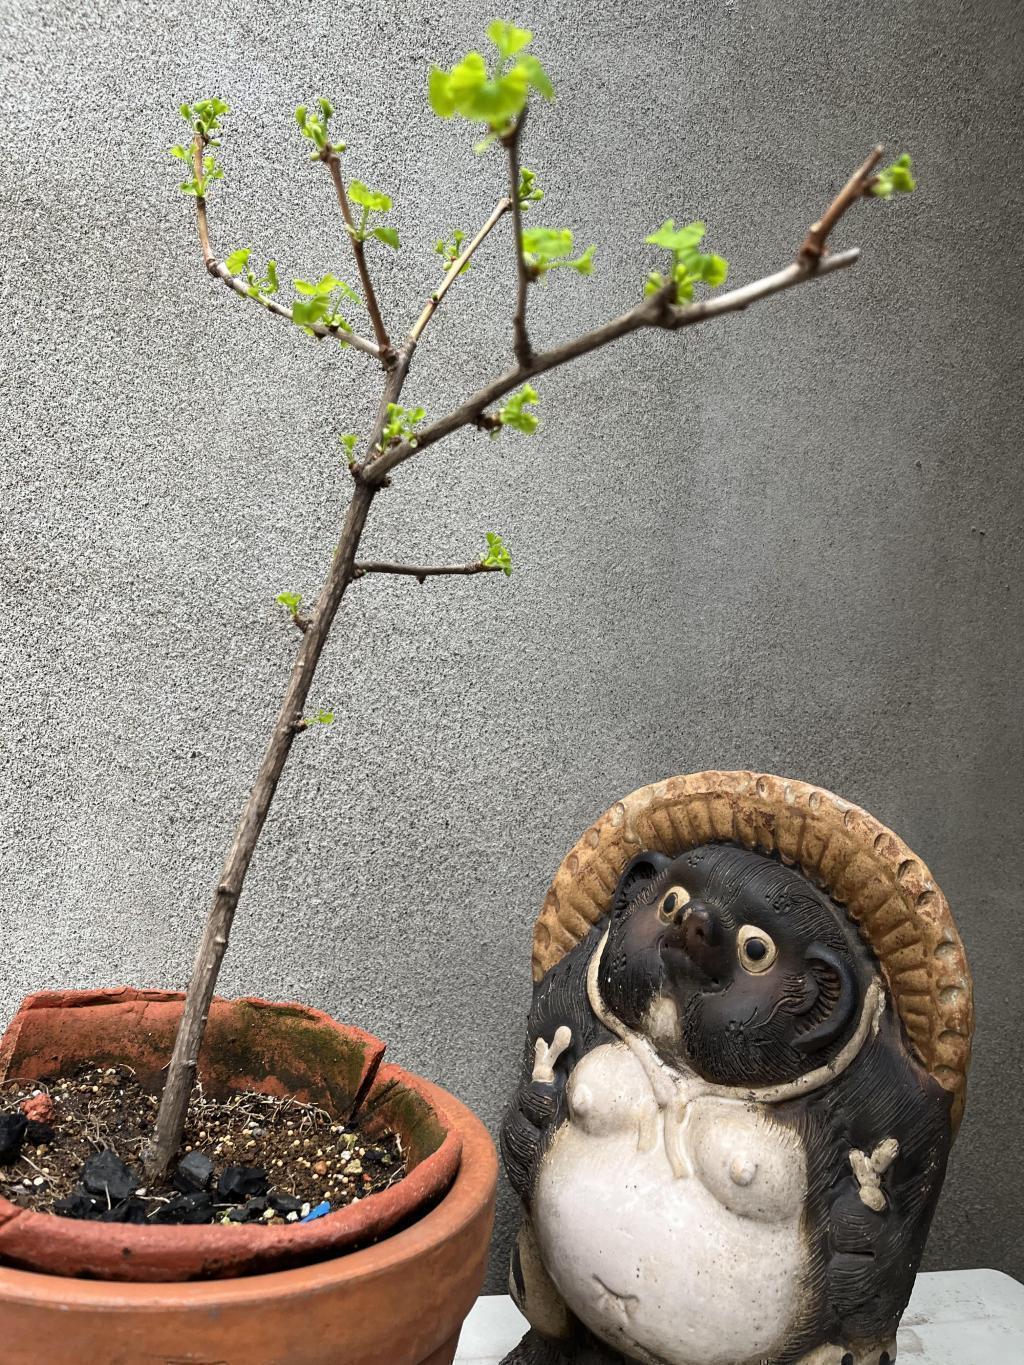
[{"left": 501, "top": 1327, "right": 897, "bottom": 1365}]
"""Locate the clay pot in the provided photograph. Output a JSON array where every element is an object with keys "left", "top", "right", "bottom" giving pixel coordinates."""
[{"left": 0, "top": 989, "right": 497, "bottom": 1364}]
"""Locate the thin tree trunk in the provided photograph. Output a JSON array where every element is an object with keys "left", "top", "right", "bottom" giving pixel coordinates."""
[{"left": 143, "top": 434, "right": 390, "bottom": 1178}]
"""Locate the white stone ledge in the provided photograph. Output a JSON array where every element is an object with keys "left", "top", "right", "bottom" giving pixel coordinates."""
[{"left": 455, "top": 1270, "right": 1024, "bottom": 1365}]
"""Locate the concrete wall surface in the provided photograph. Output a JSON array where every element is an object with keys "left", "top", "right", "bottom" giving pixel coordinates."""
[{"left": 1, "top": 0, "right": 1021, "bottom": 1292}]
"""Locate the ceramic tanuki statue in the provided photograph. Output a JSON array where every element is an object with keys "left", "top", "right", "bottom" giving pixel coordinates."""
[{"left": 501, "top": 771, "right": 973, "bottom": 1365}]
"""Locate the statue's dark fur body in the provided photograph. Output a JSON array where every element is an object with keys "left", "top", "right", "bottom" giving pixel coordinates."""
[{"left": 500, "top": 844, "right": 953, "bottom": 1365}]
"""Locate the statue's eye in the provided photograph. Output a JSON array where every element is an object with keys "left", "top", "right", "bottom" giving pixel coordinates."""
[
  {"left": 658, "top": 885, "right": 691, "bottom": 924},
  {"left": 737, "top": 924, "right": 777, "bottom": 974}
]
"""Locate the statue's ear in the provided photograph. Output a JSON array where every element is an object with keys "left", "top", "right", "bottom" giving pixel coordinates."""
[
  {"left": 612, "top": 851, "right": 672, "bottom": 915},
  {"left": 795, "top": 943, "right": 859, "bottom": 1054}
]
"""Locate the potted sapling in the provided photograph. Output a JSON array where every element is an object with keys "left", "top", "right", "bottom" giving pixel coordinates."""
[{"left": 0, "top": 18, "right": 916, "bottom": 1365}]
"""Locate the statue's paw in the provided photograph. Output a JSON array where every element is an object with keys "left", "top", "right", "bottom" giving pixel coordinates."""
[{"left": 532, "top": 1026, "right": 572, "bottom": 1083}]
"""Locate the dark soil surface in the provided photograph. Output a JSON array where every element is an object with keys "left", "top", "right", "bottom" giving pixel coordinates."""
[{"left": 0, "top": 1067, "right": 405, "bottom": 1226}]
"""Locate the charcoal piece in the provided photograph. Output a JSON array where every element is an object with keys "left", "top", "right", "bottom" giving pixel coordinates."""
[
  {"left": 153, "top": 1191, "right": 215, "bottom": 1225},
  {"left": 0, "top": 1112, "right": 28, "bottom": 1165},
  {"left": 99, "top": 1197, "right": 150, "bottom": 1224},
  {"left": 24, "top": 1120, "right": 57, "bottom": 1146},
  {"left": 217, "top": 1164, "right": 268, "bottom": 1201},
  {"left": 53, "top": 1193, "right": 102, "bottom": 1220},
  {"left": 227, "top": 1196, "right": 269, "bottom": 1223},
  {"left": 82, "top": 1150, "right": 137, "bottom": 1202},
  {"left": 268, "top": 1192, "right": 303, "bottom": 1215},
  {"left": 173, "top": 1150, "right": 215, "bottom": 1193}
]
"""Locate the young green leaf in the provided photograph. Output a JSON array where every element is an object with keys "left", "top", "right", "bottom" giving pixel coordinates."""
[
  {"left": 339, "top": 433, "right": 359, "bottom": 466},
  {"left": 179, "top": 96, "right": 229, "bottom": 144},
  {"left": 348, "top": 180, "right": 392, "bottom": 213},
  {"left": 481, "top": 531, "right": 513, "bottom": 576},
  {"left": 294, "top": 274, "right": 358, "bottom": 300},
  {"left": 305, "top": 708, "right": 334, "bottom": 726},
  {"left": 428, "top": 24, "right": 553, "bottom": 133},
  {"left": 487, "top": 20, "right": 533, "bottom": 60},
  {"left": 175, "top": 152, "right": 224, "bottom": 198},
  {"left": 870, "top": 153, "right": 917, "bottom": 199},
  {"left": 378, "top": 403, "right": 427, "bottom": 451},
  {"left": 646, "top": 220, "right": 706, "bottom": 253},
  {"left": 497, "top": 384, "right": 539, "bottom": 434},
  {"left": 225, "top": 253, "right": 280, "bottom": 305},
  {"left": 275, "top": 590, "right": 303, "bottom": 617},
  {"left": 517, "top": 166, "right": 543, "bottom": 208},
  {"left": 436, "top": 230, "right": 471, "bottom": 272},
  {"left": 290, "top": 274, "right": 357, "bottom": 334},
  {"left": 644, "top": 219, "right": 729, "bottom": 305},
  {"left": 295, "top": 96, "right": 346, "bottom": 156},
  {"left": 522, "top": 227, "right": 595, "bottom": 277},
  {"left": 371, "top": 225, "right": 401, "bottom": 249}
]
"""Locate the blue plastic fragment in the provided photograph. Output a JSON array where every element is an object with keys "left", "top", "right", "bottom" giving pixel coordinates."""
[{"left": 300, "top": 1200, "right": 331, "bottom": 1223}]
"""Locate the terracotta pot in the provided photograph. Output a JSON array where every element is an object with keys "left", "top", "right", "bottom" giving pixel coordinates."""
[
  {"left": 0, "top": 993, "right": 496, "bottom": 1310},
  {"left": 0, "top": 1076, "right": 496, "bottom": 1365}
]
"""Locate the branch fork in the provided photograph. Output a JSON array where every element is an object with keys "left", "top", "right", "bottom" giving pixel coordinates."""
[
  {"left": 799, "top": 145, "right": 885, "bottom": 262},
  {"left": 321, "top": 148, "right": 395, "bottom": 363},
  {"left": 189, "top": 133, "right": 382, "bottom": 359}
]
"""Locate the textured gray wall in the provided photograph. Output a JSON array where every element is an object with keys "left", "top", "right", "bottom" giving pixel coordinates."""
[{"left": 1, "top": 0, "right": 1021, "bottom": 1293}]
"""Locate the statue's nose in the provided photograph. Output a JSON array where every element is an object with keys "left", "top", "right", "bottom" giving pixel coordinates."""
[{"left": 677, "top": 902, "right": 721, "bottom": 967}]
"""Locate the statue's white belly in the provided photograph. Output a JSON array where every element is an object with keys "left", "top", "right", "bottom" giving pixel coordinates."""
[{"left": 532, "top": 1041, "right": 810, "bottom": 1365}]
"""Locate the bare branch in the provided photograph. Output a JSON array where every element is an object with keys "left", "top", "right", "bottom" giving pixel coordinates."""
[
  {"left": 323, "top": 151, "right": 393, "bottom": 359},
  {"left": 663, "top": 248, "right": 860, "bottom": 327},
  {"left": 189, "top": 135, "right": 381, "bottom": 359},
  {"left": 504, "top": 114, "right": 532, "bottom": 366},
  {"left": 368, "top": 247, "right": 860, "bottom": 484},
  {"left": 408, "top": 197, "right": 513, "bottom": 345},
  {"left": 800, "top": 145, "right": 885, "bottom": 261},
  {"left": 354, "top": 559, "right": 503, "bottom": 584}
]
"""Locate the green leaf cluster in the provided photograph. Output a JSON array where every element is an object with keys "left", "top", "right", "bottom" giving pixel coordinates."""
[
  {"left": 497, "top": 384, "right": 539, "bottom": 434},
  {"left": 517, "top": 166, "right": 543, "bottom": 209},
  {"left": 295, "top": 97, "right": 346, "bottom": 159},
  {"left": 428, "top": 21, "right": 553, "bottom": 133},
  {"left": 379, "top": 403, "right": 427, "bottom": 451},
  {"left": 522, "top": 227, "right": 595, "bottom": 278},
  {"left": 436, "top": 230, "right": 471, "bottom": 273},
  {"left": 291, "top": 274, "right": 358, "bottom": 334},
  {"left": 348, "top": 180, "right": 400, "bottom": 249},
  {"left": 225, "top": 248, "right": 280, "bottom": 302},
  {"left": 275, "top": 590, "right": 303, "bottom": 617},
  {"left": 169, "top": 145, "right": 224, "bottom": 198},
  {"left": 305, "top": 708, "right": 335, "bottom": 726},
  {"left": 179, "top": 97, "right": 229, "bottom": 144},
  {"left": 339, "top": 433, "right": 359, "bottom": 466},
  {"left": 481, "top": 531, "right": 513, "bottom": 576},
  {"left": 870, "top": 153, "right": 916, "bottom": 199},
  {"left": 644, "top": 220, "right": 728, "bottom": 304}
]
